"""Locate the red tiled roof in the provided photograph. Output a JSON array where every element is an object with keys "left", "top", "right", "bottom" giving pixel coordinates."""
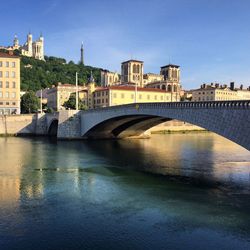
[
  {"left": 95, "top": 85, "right": 171, "bottom": 93},
  {"left": 0, "top": 51, "right": 20, "bottom": 58}
]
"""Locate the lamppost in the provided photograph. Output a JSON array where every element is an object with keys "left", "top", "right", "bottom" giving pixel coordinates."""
[
  {"left": 76, "top": 72, "right": 78, "bottom": 111},
  {"left": 134, "top": 75, "right": 138, "bottom": 103},
  {"left": 40, "top": 89, "right": 42, "bottom": 113}
]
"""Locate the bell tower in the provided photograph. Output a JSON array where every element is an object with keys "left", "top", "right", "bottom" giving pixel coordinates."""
[
  {"left": 27, "top": 32, "right": 33, "bottom": 56},
  {"left": 13, "top": 34, "right": 19, "bottom": 48}
]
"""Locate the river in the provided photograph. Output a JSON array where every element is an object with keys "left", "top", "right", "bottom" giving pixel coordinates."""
[{"left": 0, "top": 133, "right": 250, "bottom": 250}]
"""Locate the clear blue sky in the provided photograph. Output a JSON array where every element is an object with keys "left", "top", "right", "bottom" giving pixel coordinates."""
[{"left": 1, "top": 0, "right": 250, "bottom": 89}]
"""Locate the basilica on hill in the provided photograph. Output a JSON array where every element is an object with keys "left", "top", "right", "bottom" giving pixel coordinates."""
[{"left": 1, "top": 33, "right": 45, "bottom": 61}]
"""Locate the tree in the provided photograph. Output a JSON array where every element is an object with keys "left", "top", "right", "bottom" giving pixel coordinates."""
[
  {"left": 20, "top": 55, "right": 101, "bottom": 92},
  {"left": 63, "top": 93, "right": 88, "bottom": 110},
  {"left": 21, "top": 91, "right": 40, "bottom": 114}
]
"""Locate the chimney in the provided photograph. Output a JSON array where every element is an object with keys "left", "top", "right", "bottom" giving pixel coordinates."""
[
  {"left": 240, "top": 84, "right": 243, "bottom": 90},
  {"left": 215, "top": 83, "right": 219, "bottom": 88},
  {"left": 9, "top": 50, "right": 14, "bottom": 56},
  {"left": 230, "top": 82, "right": 235, "bottom": 90}
]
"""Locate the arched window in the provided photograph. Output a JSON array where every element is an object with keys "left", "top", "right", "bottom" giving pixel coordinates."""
[
  {"left": 167, "top": 85, "right": 171, "bottom": 92},
  {"left": 133, "top": 64, "right": 137, "bottom": 73},
  {"left": 137, "top": 65, "right": 140, "bottom": 73},
  {"left": 162, "top": 85, "right": 166, "bottom": 90},
  {"left": 174, "top": 85, "right": 177, "bottom": 92}
]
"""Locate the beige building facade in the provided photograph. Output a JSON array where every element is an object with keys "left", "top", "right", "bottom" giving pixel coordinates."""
[
  {"left": 192, "top": 83, "right": 250, "bottom": 101},
  {"left": 143, "top": 73, "right": 163, "bottom": 85},
  {"left": 100, "top": 70, "right": 120, "bottom": 86},
  {"left": 47, "top": 83, "right": 86, "bottom": 111},
  {"left": 93, "top": 85, "right": 173, "bottom": 108},
  {"left": 0, "top": 52, "right": 20, "bottom": 114}
]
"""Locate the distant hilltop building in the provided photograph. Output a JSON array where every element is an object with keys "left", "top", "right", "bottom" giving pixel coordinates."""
[{"left": 1, "top": 33, "right": 45, "bottom": 60}]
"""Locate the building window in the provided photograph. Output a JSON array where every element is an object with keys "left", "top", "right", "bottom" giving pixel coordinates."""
[
  {"left": 113, "top": 93, "right": 117, "bottom": 98},
  {"left": 12, "top": 102, "right": 16, "bottom": 105},
  {"left": 0, "top": 102, "right": 3, "bottom": 105},
  {"left": 0, "top": 92, "right": 2, "bottom": 98},
  {"left": 12, "top": 92, "right": 16, "bottom": 98},
  {"left": 5, "top": 62, "right": 9, "bottom": 67},
  {"left": 6, "top": 102, "right": 9, "bottom": 105},
  {"left": 6, "top": 81, "right": 9, "bottom": 88},
  {"left": 147, "top": 95, "right": 150, "bottom": 100},
  {"left": 131, "top": 94, "right": 134, "bottom": 99},
  {"left": 0, "top": 81, "right": 2, "bottom": 88},
  {"left": 121, "top": 93, "right": 125, "bottom": 98},
  {"left": 161, "top": 96, "right": 163, "bottom": 101},
  {"left": 11, "top": 72, "right": 16, "bottom": 78},
  {"left": 139, "top": 94, "right": 142, "bottom": 99},
  {"left": 12, "top": 82, "right": 16, "bottom": 88},
  {"left": 154, "top": 95, "right": 157, "bottom": 100},
  {"left": 5, "top": 71, "right": 9, "bottom": 78},
  {"left": 6, "top": 92, "right": 9, "bottom": 98},
  {"left": 12, "top": 62, "right": 16, "bottom": 68},
  {"left": 0, "top": 71, "right": 2, "bottom": 77},
  {"left": 0, "top": 61, "right": 2, "bottom": 67}
]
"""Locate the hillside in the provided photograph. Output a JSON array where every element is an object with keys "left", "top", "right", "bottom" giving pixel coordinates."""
[
  {"left": 20, "top": 55, "right": 101, "bottom": 91},
  {"left": 0, "top": 49, "right": 101, "bottom": 91}
]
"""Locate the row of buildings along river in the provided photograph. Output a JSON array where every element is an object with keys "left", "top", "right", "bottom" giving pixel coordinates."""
[{"left": 1, "top": 35, "right": 250, "bottom": 114}]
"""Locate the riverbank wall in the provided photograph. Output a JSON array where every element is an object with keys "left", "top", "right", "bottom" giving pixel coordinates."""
[
  {"left": 0, "top": 114, "right": 55, "bottom": 136},
  {"left": 148, "top": 120, "right": 205, "bottom": 133}
]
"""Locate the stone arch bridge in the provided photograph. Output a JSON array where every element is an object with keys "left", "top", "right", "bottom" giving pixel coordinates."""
[{"left": 74, "top": 100, "right": 250, "bottom": 151}]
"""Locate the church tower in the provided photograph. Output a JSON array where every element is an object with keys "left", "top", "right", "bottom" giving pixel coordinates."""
[
  {"left": 13, "top": 34, "right": 19, "bottom": 48},
  {"left": 80, "top": 42, "right": 84, "bottom": 65},
  {"left": 27, "top": 32, "right": 33, "bottom": 56}
]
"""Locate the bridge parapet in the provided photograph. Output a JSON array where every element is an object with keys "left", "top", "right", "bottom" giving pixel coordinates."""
[{"left": 82, "top": 100, "right": 250, "bottom": 114}]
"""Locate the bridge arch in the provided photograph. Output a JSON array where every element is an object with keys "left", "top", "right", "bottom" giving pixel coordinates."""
[
  {"left": 47, "top": 119, "right": 58, "bottom": 136},
  {"left": 80, "top": 101, "right": 250, "bottom": 150}
]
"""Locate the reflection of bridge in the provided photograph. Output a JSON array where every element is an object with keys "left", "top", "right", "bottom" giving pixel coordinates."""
[{"left": 48, "top": 101, "right": 250, "bottom": 151}]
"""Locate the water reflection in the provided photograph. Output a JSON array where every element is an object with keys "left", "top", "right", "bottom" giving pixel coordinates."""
[{"left": 0, "top": 134, "right": 250, "bottom": 250}]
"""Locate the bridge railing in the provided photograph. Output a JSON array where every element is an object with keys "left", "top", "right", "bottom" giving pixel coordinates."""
[{"left": 82, "top": 100, "right": 250, "bottom": 113}]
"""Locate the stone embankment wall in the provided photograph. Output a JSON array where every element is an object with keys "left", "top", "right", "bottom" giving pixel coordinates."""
[
  {"left": 0, "top": 115, "right": 36, "bottom": 135},
  {"left": 0, "top": 114, "right": 48, "bottom": 136}
]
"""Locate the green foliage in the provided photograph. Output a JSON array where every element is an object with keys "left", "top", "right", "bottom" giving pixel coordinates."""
[
  {"left": 63, "top": 93, "right": 88, "bottom": 110},
  {"left": 46, "top": 107, "right": 54, "bottom": 113},
  {"left": 21, "top": 91, "right": 40, "bottom": 114},
  {"left": 20, "top": 55, "right": 101, "bottom": 91}
]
